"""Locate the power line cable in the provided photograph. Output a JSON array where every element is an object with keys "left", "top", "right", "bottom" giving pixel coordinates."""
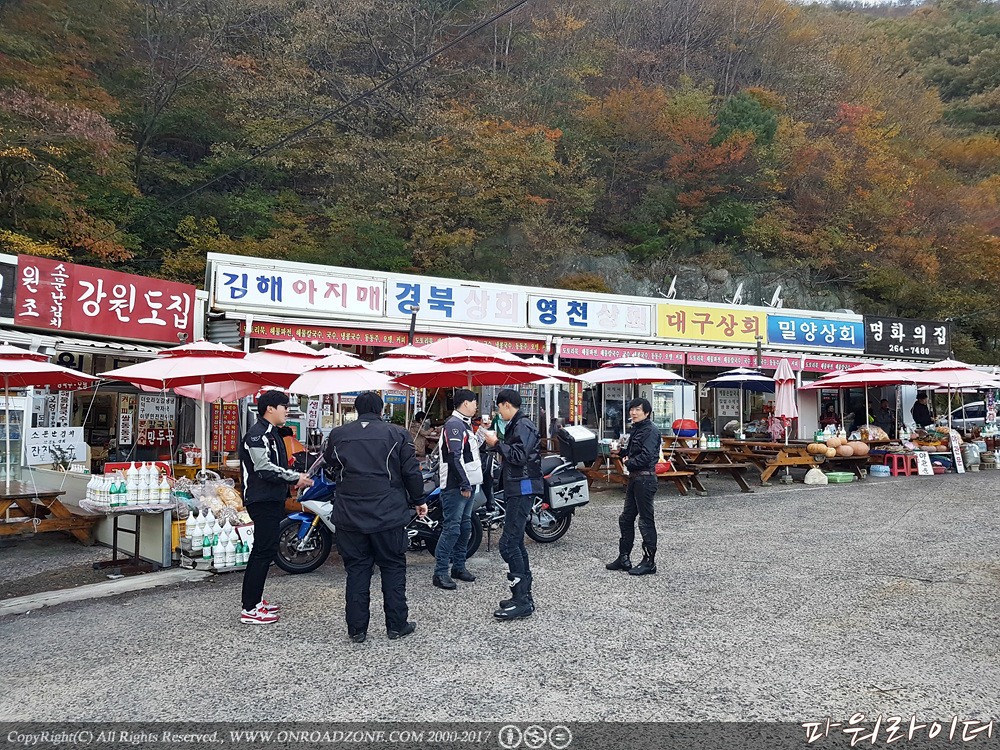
[{"left": 109, "top": 0, "right": 532, "bottom": 253}]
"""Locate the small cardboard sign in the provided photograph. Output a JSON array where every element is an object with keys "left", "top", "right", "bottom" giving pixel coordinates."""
[{"left": 914, "top": 451, "right": 934, "bottom": 476}]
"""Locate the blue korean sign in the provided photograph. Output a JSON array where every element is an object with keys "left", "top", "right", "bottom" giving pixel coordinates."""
[{"left": 766, "top": 315, "right": 864, "bottom": 351}]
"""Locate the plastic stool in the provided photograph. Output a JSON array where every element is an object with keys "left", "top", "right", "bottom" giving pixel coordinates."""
[{"left": 886, "top": 453, "right": 917, "bottom": 476}]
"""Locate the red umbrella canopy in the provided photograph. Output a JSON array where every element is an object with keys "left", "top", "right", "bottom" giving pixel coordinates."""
[
  {"left": 382, "top": 345, "right": 434, "bottom": 359},
  {"left": 0, "top": 343, "right": 99, "bottom": 390},
  {"left": 243, "top": 340, "right": 328, "bottom": 374},
  {"left": 396, "top": 356, "right": 546, "bottom": 388},
  {"left": 288, "top": 365, "right": 403, "bottom": 396},
  {"left": 798, "top": 363, "right": 918, "bottom": 390},
  {"left": 419, "top": 336, "right": 514, "bottom": 358},
  {"left": 581, "top": 360, "right": 690, "bottom": 385},
  {"left": 101, "top": 340, "right": 291, "bottom": 390},
  {"left": 905, "top": 359, "right": 998, "bottom": 389}
]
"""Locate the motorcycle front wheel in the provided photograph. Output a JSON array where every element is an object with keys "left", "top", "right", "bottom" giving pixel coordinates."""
[
  {"left": 526, "top": 511, "right": 572, "bottom": 543},
  {"left": 275, "top": 518, "right": 334, "bottom": 574}
]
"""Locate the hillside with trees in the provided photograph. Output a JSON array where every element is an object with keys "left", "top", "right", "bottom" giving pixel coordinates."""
[{"left": 2, "top": 0, "right": 1000, "bottom": 360}]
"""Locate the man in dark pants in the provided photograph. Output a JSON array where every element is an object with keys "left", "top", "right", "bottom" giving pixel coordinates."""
[
  {"left": 483, "top": 388, "right": 542, "bottom": 620},
  {"left": 324, "top": 392, "right": 427, "bottom": 643},
  {"left": 239, "top": 390, "right": 313, "bottom": 625},
  {"left": 606, "top": 397, "right": 661, "bottom": 576}
]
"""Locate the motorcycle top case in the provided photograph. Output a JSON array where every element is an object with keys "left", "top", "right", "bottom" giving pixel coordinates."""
[{"left": 544, "top": 468, "right": 589, "bottom": 509}]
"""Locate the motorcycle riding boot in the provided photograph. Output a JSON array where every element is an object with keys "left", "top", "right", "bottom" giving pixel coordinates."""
[
  {"left": 606, "top": 538, "right": 633, "bottom": 571},
  {"left": 628, "top": 544, "right": 657, "bottom": 576},
  {"left": 499, "top": 572, "right": 534, "bottom": 610},
  {"left": 494, "top": 574, "right": 533, "bottom": 620}
]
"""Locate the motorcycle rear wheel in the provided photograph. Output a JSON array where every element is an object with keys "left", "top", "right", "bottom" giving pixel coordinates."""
[
  {"left": 275, "top": 518, "right": 333, "bottom": 574},
  {"left": 424, "top": 517, "right": 483, "bottom": 559},
  {"left": 526, "top": 512, "right": 572, "bottom": 543}
]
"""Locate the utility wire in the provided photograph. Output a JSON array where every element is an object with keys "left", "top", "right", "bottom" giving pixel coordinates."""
[{"left": 108, "top": 0, "right": 532, "bottom": 251}]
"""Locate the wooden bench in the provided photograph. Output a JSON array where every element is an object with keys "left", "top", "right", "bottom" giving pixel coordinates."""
[{"left": 0, "top": 481, "right": 99, "bottom": 544}]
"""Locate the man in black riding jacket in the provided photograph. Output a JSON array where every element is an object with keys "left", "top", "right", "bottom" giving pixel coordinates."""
[
  {"left": 324, "top": 391, "right": 427, "bottom": 643},
  {"left": 239, "top": 390, "right": 313, "bottom": 625},
  {"left": 606, "top": 397, "right": 660, "bottom": 576},
  {"left": 483, "top": 388, "right": 542, "bottom": 620}
]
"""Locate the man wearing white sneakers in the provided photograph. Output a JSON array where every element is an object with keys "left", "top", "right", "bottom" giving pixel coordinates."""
[{"left": 239, "top": 390, "right": 313, "bottom": 624}]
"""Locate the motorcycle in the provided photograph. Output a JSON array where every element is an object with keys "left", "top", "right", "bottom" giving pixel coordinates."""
[
  {"left": 274, "top": 459, "right": 486, "bottom": 574},
  {"left": 479, "top": 452, "right": 590, "bottom": 545}
]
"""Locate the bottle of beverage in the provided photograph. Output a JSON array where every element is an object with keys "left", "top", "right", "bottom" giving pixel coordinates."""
[
  {"left": 205, "top": 509, "right": 216, "bottom": 528},
  {"left": 184, "top": 510, "right": 197, "bottom": 541},
  {"left": 224, "top": 539, "right": 236, "bottom": 567},
  {"left": 202, "top": 534, "right": 212, "bottom": 560},
  {"left": 158, "top": 475, "right": 170, "bottom": 503},
  {"left": 699, "top": 434, "right": 707, "bottom": 450}
]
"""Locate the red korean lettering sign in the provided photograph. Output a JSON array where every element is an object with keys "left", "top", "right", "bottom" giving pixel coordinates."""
[
  {"left": 211, "top": 402, "right": 239, "bottom": 453},
  {"left": 15, "top": 255, "right": 195, "bottom": 344}
]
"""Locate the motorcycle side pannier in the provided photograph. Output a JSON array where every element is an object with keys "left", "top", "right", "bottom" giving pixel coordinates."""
[{"left": 544, "top": 468, "right": 589, "bottom": 509}]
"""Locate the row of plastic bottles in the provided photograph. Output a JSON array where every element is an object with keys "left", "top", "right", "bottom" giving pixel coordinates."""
[
  {"left": 184, "top": 510, "right": 253, "bottom": 568},
  {"left": 85, "top": 462, "right": 171, "bottom": 508},
  {"left": 699, "top": 434, "right": 722, "bottom": 449}
]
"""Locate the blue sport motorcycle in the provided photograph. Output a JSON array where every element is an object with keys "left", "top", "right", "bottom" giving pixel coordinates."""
[{"left": 274, "top": 460, "right": 485, "bottom": 574}]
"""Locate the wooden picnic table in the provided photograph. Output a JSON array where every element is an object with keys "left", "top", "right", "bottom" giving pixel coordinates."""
[
  {"left": 722, "top": 440, "right": 824, "bottom": 485},
  {"left": 666, "top": 447, "right": 755, "bottom": 494},
  {"left": 580, "top": 454, "right": 701, "bottom": 496},
  {"left": 0, "top": 480, "right": 98, "bottom": 543}
]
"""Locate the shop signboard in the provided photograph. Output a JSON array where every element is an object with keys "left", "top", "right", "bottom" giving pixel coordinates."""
[
  {"left": 14, "top": 255, "right": 195, "bottom": 344},
  {"left": 914, "top": 451, "right": 934, "bottom": 476},
  {"left": 716, "top": 388, "right": 740, "bottom": 417},
  {"left": 25, "top": 426, "right": 86, "bottom": 466},
  {"left": 242, "top": 321, "right": 546, "bottom": 354},
  {"left": 766, "top": 315, "right": 863, "bottom": 351},
  {"left": 950, "top": 432, "right": 965, "bottom": 474},
  {"left": 863, "top": 316, "right": 950, "bottom": 359},
  {"left": 558, "top": 343, "right": 685, "bottom": 365},
  {"left": 214, "top": 264, "right": 384, "bottom": 319},
  {"left": 306, "top": 399, "right": 320, "bottom": 429},
  {"left": 657, "top": 304, "right": 766, "bottom": 345},
  {"left": 387, "top": 280, "right": 527, "bottom": 327},
  {"left": 137, "top": 394, "right": 176, "bottom": 447},
  {"left": 384, "top": 390, "right": 414, "bottom": 405},
  {"left": 211, "top": 402, "right": 239, "bottom": 453},
  {"left": 0, "top": 258, "right": 15, "bottom": 319},
  {"left": 529, "top": 295, "right": 653, "bottom": 337},
  {"left": 118, "top": 394, "right": 136, "bottom": 446}
]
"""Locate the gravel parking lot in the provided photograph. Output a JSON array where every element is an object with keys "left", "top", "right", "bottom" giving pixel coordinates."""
[{"left": 1, "top": 471, "right": 998, "bottom": 723}]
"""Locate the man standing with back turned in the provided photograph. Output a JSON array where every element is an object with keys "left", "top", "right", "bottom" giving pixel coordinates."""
[
  {"left": 483, "top": 388, "right": 542, "bottom": 621},
  {"left": 606, "top": 397, "right": 660, "bottom": 576},
  {"left": 324, "top": 392, "right": 427, "bottom": 643}
]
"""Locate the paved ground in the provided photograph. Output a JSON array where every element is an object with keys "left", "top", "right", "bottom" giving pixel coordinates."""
[{"left": 1, "top": 471, "right": 998, "bottom": 723}]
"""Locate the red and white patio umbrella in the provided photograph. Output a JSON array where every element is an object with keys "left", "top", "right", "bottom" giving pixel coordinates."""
[
  {"left": 287, "top": 363, "right": 403, "bottom": 396},
  {"left": 773, "top": 358, "right": 798, "bottom": 443},
  {"left": 394, "top": 348, "right": 542, "bottom": 389},
  {"left": 0, "top": 344, "right": 100, "bottom": 488},
  {"left": 418, "top": 337, "right": 518, "bottom": 359},
  {"left": 580, "top": 356, "right": 690, "bottom": 385},
  {"left": 799, "top": 363, "right": 920, "bottom": 436},
  {"left": 102, "top": 341, "right": 292, "bottom": 473}
]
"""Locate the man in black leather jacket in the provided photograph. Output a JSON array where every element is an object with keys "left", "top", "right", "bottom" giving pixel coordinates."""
[
  {"left": 483, "top": 388, "right": 542, "bottom": 620},
  {"left": 606, "top": 397, "right": 661, "bottom": 576},
  {"left": 239, "top": 390, "right": 312, "bottom": 625},
  {"left": 324, "top": 392, "right": 427, "bottom": 643}
]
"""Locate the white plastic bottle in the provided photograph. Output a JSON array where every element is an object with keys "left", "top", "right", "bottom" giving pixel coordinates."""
[
  {"left": 157, "top": 475, "right": 170, "bottom": 503},
  {"left": 224, "top": 539, "right": 236, "bottom": 567},
  {"left": 184, "top": 511, "right": 197, "bottom": 542}
]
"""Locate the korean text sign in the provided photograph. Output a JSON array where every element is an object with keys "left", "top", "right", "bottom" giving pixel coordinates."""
[
  {"left": 389, "top": 280, "right": 527, "bottom": 327},
  {"left": 766, "top": 315, "right": 864, "bottom": 351},
  {"left": 529, "top": 295, "right": 653, "bottom": 336},
  {"left": 657, "top": 304, "right": 766, "bottom": 344},
  {"left": 25, "top": 427, "right": 87, "bottom": 466},
  {"left": 863, "top": 316, "right": 950, "bottom": 359},
  {"left": 214, "top": 264, "right": 384, "bottom": 318},
  {"left": 15, "top": 255, "right": 195, "bottom": 344}
]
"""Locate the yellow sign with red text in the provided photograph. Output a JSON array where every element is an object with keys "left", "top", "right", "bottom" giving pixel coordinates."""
[{"left": 657, "top": 304, "right": 766, "bottom": 345}]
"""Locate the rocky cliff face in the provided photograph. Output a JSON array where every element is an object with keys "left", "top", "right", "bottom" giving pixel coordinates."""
[{"left": 548, "top": 250, "right": 857, "bottom": 313}]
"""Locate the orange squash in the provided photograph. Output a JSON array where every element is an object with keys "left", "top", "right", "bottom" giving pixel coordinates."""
[{"left": 836, "top": 444, "right": 855, "bottom": 457}]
